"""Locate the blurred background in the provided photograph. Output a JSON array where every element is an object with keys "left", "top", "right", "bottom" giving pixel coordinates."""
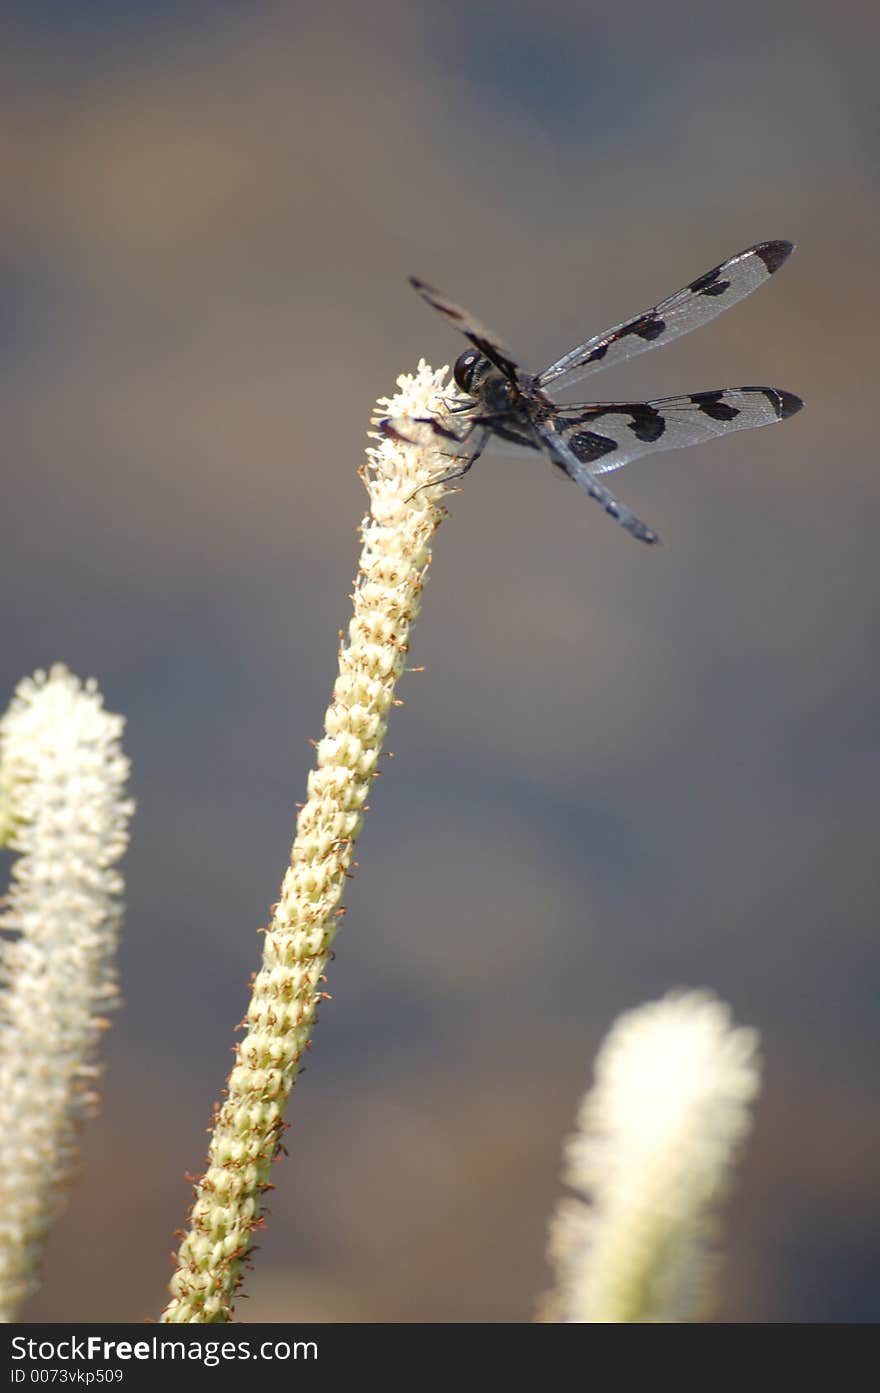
[{"left": 1, "top": 0, "right": 877, "bottom": 1323}]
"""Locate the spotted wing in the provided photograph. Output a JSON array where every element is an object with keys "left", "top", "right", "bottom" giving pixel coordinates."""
[
  {"left": 544, "top": 386, "right": 802, "bottom": 476},
  {"left": 537, "top": 241, "right": 794, "bottom": 393},
  {"left": 408, "top": 277, "right": 523, "bottom": 384}
]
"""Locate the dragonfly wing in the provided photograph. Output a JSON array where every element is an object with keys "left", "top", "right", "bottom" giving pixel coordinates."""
[
  {"left": 547, "top": 387, "right": 802, "bottom": 476},
  {"left": 537, "top": 241, "right": 794, "bottom": 392},
  {"left": 408, "top": 277, "right": 523, "bottom": 384}
]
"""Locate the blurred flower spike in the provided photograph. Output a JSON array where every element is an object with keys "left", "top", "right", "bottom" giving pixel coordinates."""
[
  {"left": 0, "top": 665, "right": 134, "bottom": 1321},
  {"left": 544, "top": 991, "right": 761, "bottom": 1323}
]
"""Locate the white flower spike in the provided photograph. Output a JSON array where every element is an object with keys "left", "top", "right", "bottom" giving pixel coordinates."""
[
  {"left": 0, "top": 665, "right": 133, "bottom": 1321},
  {"left": 161, "top": 363, "right": 453, "bottom": 1322},
  {"left": 544, "top": 991, "right": 761, "bottom": 1323}
]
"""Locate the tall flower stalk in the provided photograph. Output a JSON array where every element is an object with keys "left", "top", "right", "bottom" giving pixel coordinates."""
[
  {"left": 0, "top": 665, "right": 133, "bottom": 1321},
  {"left": 543, "top": 991, "right": 762, "bottom": 1323},
  {"left": 161, "top": 362, "right": 452, "bottom": 1322}
]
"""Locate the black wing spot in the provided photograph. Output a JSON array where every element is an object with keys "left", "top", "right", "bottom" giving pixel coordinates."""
[
  {"left": 774, "top": 388, "right": 803, "bottom": 419},
  {"left": 754, "top": 240, "right": 793, "bottom": 275},
  {"left": 627, "top": 313, "right": 666, "bottom": 342},
  {"left": 690, "top": 267, "right": 720, "bottom": 294},
  {"left": 627, "top": 403, "right": 666, "bottom": 443},
  {"left": 409, "top": 277, "right": 463, "bottom": 321},
  {"left": 742, "top": 386, "right": 803, "bottom": 419},
  {"left": 568, "top": 430, "right": 618, "bottom": 463},
  {"left": 690, "top": 390, "right": 740, "bottom": 422},
  {"left": 690, "top": 269, "right": 731, "bottom": 298}
]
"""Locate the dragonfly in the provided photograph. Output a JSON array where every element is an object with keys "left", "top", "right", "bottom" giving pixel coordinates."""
[{"left": 380, "top": 240, "right": 802, "bottom": 544}]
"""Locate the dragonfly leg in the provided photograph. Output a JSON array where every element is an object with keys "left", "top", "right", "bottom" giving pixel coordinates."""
[
  {"left": 401, "top": 420, "right": 489, "bottom": 500},
  {"left": 406, "top": 448, "right": 480, "bottom": 499}
]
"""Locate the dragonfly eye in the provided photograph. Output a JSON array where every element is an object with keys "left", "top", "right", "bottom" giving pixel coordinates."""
[{"left": 453, "top": 349, "right": 481, "bottom": 394}]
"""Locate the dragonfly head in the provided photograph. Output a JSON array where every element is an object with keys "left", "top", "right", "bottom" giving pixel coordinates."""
[
  {"left": 453, "top": 349, "right": 518, "bottom": 416},
  {"left": 453, "top": 348, "right": 484, "bottom": 395}
]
